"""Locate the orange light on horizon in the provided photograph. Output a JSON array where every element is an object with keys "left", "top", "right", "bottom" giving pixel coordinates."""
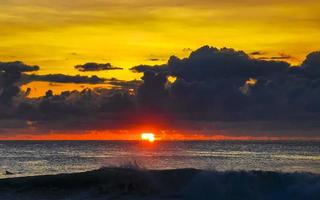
[{"left": 141, "top": 133, "right": 155, "bottom": 142}]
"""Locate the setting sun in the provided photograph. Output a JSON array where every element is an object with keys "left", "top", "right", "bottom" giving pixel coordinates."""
[{"left": 141, "top": 133, "right": 155, "bottom": 142}]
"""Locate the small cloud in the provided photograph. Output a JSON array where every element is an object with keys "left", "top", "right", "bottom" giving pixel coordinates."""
[
  {"left": 270, "top": 53, "right": 292, "bottom": 60},
  {"left": 250, "top": 51, "right": 264, "bottom": 56},
  {"left": 183, "top": 48, "right": 192, "bottom": 52},
  {"left": 258, "top": 53, "right": 292, "bottom": 60},
  {"left": 147, "top": 54, "right": 164, "bottom": 62},
  {"left": 75, "top": 62, "right": 123, "bottom": 72},
  {"left": 149, "top": 58, "right": 160, "bottom": 61}
]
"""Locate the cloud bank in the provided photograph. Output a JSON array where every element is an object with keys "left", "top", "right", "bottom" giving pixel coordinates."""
[{"left": 1, "top": 46, "right": 320, "bottom": 137}]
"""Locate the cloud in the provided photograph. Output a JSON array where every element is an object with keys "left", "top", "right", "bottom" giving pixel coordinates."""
[
  {"left": 130, "top": 64, "right": 168, "bottom": 74},
  {"left": 23, "top": 74, "right": 106, "bottom": 84},
  {"left": 302, "top": 51, "right": 320, "bottom": 68},
  {"left": 132, "top": 46, "right": 289, "bottom": 81},
  {"left": 149, "top": 58, "right": 160, "bottom": 61},
  {"left": 300, "top": 51, "right": 320, "bottom": 77},
  {"left": 107, "top": 78, "right": 141, "bottom": 90},
  {"left": 74, "top": 62, "right": 123, "bottom": 72},
  {"left": 167, "top": 46, "right": 290, "bottom": 81},
  {"left": 21, "top": 74, "right": 140, "bottom": 92},
  {"left": 0, "top": 61, "right": 39, "bottom": 73},
  {"left": 257, "top": 53, "right": 293, "bottom": 61},
  {"left": 183, "top": 48, "right": 193, "bottom": 52},
  {"left": 128, "top": 46, "right": 320, "bottom": 123},
  {"left": 250, "top": 51, "right": 264, "bottom": 55},
  {"left": 270, "top": 53, "right": 292, "bottom": 60},
  {"left": 137, "top": 71, "right": 169, "bottom": 110},
  {"left": 0, "top": 61, "right": 39, "bottom": 105},
  {"left": 2, "top": 46, "right": 320, "bottom": 137}
]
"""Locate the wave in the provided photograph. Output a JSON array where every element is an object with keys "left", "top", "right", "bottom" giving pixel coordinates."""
[{"left": 0, "top": 167, "right": 319, "bottom": 200}]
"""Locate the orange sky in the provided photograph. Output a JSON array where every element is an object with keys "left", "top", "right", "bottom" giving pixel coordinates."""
[
  {"left": 1, "top": 119, "right": 320, "bottom": 141},
  {"left": 1, "top": 130, "right": 317, "bottom": 141}
]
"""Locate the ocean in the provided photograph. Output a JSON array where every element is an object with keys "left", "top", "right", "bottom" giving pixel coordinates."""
[{"left": 1, "top": 140, "right": 319, "bottom": 178}]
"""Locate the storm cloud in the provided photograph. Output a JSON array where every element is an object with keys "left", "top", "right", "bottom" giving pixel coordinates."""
[
  {"left": 1, "top": 46, "right": 320, "bottom": 137},
  {"left": 129, "top": 46, "right": 320, "bottom": 122}
]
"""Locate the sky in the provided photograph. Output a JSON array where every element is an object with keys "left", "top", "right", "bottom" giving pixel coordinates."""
[
  {"left": 0, "top": 0, "right": 320, "bottom": 140},
  {"left": 1, "top": 0, "right": 320, "bottom": 78}
]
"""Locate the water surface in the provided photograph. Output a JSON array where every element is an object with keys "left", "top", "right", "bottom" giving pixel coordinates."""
[{"left": 0, "top": 140, "right": 319, "bottom": 178}]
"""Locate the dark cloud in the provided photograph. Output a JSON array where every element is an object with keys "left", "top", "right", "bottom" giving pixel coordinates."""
[
  {"left": 22, "top": 74, "right": 140, "bottom": 91},
  {"left": 299, "top": 51, "right": 320, "bottom": 78},
  {"left": 302, "top": 51, "right": 320, "bottom": 68},
  {"left": 107, "top": 78, "right": 141, "bottom": 90},
  {"left": 0, "top": 61, "right": 39, "bottom": 73},
  {"left": 74, "top": 62, "right": 123, "bottom": 72},
  {"left": 183, "top": 48, "right": 192, "bottom": 52},
  {"left": 167, "top": 46, "right": 290, "bottom": 81},
  {"left": 270, "top": 53, "right": 292, "bottom": 60},
  {"left": 250, "top": 51, "right": 264, "bottom": 56},
  {"left": 130, "top": 64, "right": 168, "bottom": 74},
  {"left": 0, "top": 61, "right": 39, "bottom": 105},
  {"left": 2, "top": 46, "right": 320, "bottom": 137},
  {"left": 128, "top": 46, "right": 320, "bottom": 123},
  {"left": 149, "top": 58, "right": 160, "bottom": 61},
  {"left": 131, "top": 46, "right": 289, "bottom": 82},
  {"left": 23, "top": 74, "right": 106, "bottom": 84},
  {"left": 15, "top": 88, "right": 136, "bottom": 122},
  {"left": 258, "top": 53, "right": 293, "bottom": 60},
  {"left": 137, "top": 71, "right": 169, "bottom": 110}
]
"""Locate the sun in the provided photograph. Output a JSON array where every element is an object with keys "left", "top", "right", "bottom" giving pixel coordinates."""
[{"left": 141, "top": 133, "right": 155, "bottom": 142}]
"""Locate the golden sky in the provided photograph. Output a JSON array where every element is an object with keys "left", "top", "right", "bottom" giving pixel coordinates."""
[{"left": 1, "top": 0, "right": 320, "bottom": 82}]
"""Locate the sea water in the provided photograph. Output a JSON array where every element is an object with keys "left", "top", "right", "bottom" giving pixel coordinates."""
[{"left": 0, "top": 140, "right": 319, "bottom": 178}]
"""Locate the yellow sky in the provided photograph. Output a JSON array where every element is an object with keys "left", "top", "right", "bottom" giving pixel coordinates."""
[{"left": 1, "top": 0, "right": 320, "bottom": 82}]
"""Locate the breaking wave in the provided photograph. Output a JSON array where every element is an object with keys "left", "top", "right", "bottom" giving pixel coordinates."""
[{"left": 0, "top": 167, "right": 319, "bottom": 200}]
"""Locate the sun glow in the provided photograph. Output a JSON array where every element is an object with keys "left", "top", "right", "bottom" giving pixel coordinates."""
[{"left": 141, "top": 133, "right": 155, "bottom": 142}]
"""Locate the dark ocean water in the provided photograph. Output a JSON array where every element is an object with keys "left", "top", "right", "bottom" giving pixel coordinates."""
[{"left": 0, "top": 140, "right": 319, "bottom": 178}]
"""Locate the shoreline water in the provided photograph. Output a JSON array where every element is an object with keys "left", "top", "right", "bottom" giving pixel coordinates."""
[{"left": 0, "top": 167, "right": 319, "bottom": 200}]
